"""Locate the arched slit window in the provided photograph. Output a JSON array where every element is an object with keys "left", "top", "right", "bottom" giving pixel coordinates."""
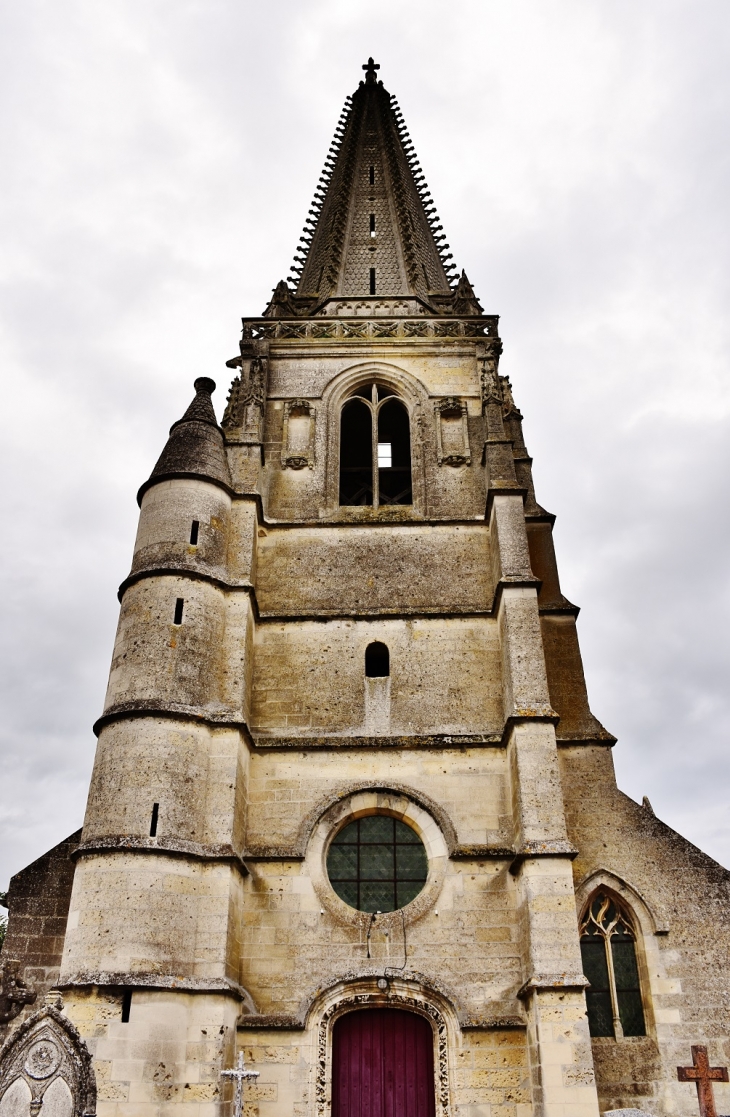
[
  {"left": 580, "top": 891, "right": 646, "bottom": 1038},
  {"left": 365, "top": 641, "right": 389, "bottom": 677},
  {"left": 339, "top": 384, "right": 412, "bottom": 507}
]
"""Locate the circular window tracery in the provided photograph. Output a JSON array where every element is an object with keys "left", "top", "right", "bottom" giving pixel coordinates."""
[{"left": 327, "top": 815, "right": 428, "bottom": 913}]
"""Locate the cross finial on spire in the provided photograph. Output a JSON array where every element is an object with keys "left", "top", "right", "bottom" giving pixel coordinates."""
[{"left": 362, "top": 57, "right": 380, "bottom": 84}]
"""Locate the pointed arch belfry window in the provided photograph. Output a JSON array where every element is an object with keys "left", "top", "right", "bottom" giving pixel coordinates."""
[
  {"left": 339, "top": 384, "right": 412, "bottom": 507},
  {"left": 579, "top": 891, "right": 646, "bottom": 1038},
  {"left": 339, "top": 398, "right": 373, "bottom": 505}
]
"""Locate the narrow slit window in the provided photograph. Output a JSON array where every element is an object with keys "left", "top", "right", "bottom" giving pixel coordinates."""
[
  {"left": 121, "top": 990, "right": 132, "bottom": 1023},
  {"left": 173, "top": 598, "right": 184, "bottom": 625},
  {"left": 189, "top": 520, "right": 199, "bottom": 545},
  {"left": 149, "top": 803, "right": 159, "bottom": 837},
  {"left": 365, "top": 641, "right": 390, "bottom": 677},
  {"left": 370, "top": 213, "right": 376, "bottom": 237},
  {"left": 369, "top": 267, "right": 376, "bottom": 295},
  {"left": 369, "top": 164, "right": 375, "bottom": 184}
]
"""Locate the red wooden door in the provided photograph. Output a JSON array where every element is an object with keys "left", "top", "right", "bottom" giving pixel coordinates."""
[{"left": 331, "top": 1008, "right": 436, "bottom": 1117}]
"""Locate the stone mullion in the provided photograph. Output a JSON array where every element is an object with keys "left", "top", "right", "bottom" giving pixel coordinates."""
[{"left": 603, "top": 932, "right": 625, "bottom": 1039}]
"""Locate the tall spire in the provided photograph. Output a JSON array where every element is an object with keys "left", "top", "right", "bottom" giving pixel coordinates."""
[{"left": 278, "top": 59, "right": 468, "bottom": 316}]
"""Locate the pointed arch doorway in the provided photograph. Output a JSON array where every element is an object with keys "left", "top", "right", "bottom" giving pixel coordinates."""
[{"left": 332, "top": 1007, "right": 436, "bottom": 1117}]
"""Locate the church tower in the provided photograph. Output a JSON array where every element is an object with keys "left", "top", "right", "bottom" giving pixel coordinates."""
[{"left": 3, "top": 57, "right": 730, "bottom": 1117}]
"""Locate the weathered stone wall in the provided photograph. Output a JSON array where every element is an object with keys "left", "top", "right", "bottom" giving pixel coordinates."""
[
  {"left": 251, "top": 618, "right": 503, "bottom": 737},
  {"left": 255, "top": 524, "right": 493, "bottom": 617},
  {"left": 561, "top": 744, "right": 730, "bottom": 1116},
  {"left": 60, "top": 987, "right": 239, "bottom": 1112},
  {"left": 61, "top": 852, "right": 244, "bottom": 985},
  {"left": 0, "top": 831, "right": 80, "bottom": 1041},
  {"left": 83, "top": 720, "right": 247, "bottom": 851},
  {"left": 132, "top": 479, "right": 233, "bottom": 578},
  {"left": 245, "top": 748, "right": 510, "bottom": 853}
]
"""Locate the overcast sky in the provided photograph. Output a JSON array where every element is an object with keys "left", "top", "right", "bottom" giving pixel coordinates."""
[{"left": 1, "top": 0, "right": 729, "bottom": 889}]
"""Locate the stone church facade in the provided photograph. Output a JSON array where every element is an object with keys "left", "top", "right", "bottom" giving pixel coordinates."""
[{"left": 2, "top": 58, "right": 730, "bottom": 1117}]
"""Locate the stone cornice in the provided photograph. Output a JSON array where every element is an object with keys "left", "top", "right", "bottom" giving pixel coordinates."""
[
  {"left": 517, "top": 973, "right": 590, "bottom": 999},
  {"left": 509, "top": 840, "right": 579, "bottom": 876},
  {"left": 72, "top": 835, "right": 249, "bottom": 874},
  {"left": 251, "top": 732, "right": 501, "bottom": 750},
  {"left": 117, "top": 565, "right": 256, "bottom": 605},
  {"left": 93, "top": 701, "right": 249, "bottom": 738},
  {"left": 484, "top": 482, "right": 528, "bottom": 518},
  {"left": 238, "top": 316, "right": 500, "bottom": 341},
  {"left": 242, "top": 844, "right": 515, "bottom": 863},
  {"left": 59, "top": 972, "right": 256, "bottom": 1009},
  {"left": 538, "top": 599, "right": 581, "bottom": 618},
  {"left": 236, "top": 1009, "right": 526, "bottom": 1031},
  {"left": 259, "top": 607, "right": 495, "bottom": 622},
  {"left": 500, "top": 712, "right": 561, "bottom": 746},
  {"left": 490, "top": 575, "right": 542, "bottom": 615}
]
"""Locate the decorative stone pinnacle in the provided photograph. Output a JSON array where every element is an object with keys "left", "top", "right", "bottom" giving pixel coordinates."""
[
  {"left": 194, "top": 377, "right": 216, "bottom": 395},
  {"left": 362, "top": 56, "right": 380, "bottom": 84}
]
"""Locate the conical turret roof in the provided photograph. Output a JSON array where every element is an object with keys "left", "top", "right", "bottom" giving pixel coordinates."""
[
  {"left": 137, "top": 377, "right": 232, "bottom": 505},
  {"left": 277, "top": 58, "right": 470, "bottom": 316}
]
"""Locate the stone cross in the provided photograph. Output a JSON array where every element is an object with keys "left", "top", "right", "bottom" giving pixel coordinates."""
[
  {"left": 362, "top": 57, "right": 380, "bottom": 82},
  {"left": 678, "top": 1045, "right": 729, "bottom": 1117},
  {"left": 221, "top": 1051, "right": 259, "bottom": 1117}
]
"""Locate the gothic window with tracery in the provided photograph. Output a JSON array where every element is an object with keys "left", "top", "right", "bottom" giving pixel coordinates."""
[
  {"left": 339, "top": 384, "right": 412, "bottom": 507},
  {"left": 579, "top": 891, "right": 646, "bottom": 1038}
]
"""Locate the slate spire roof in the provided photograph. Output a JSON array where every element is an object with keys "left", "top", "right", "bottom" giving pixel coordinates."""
[
  {"left": 273, "top": 58, "right": 476, "bottom": 317},
  {"left": 137, "top": 377, "right": 232, "bottom": 505}
]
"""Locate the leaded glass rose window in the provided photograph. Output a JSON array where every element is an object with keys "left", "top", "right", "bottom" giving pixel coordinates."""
[{"left": 327, "top": 815, "right": 428, "bottom": 912}]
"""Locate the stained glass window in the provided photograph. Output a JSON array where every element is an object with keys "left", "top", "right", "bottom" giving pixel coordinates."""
[
  {"left": 579, "top": 891, "right": 646, "bottom": 1038},
  {"left": 327, "top": 815, "right": 428, "bottom": 912}
]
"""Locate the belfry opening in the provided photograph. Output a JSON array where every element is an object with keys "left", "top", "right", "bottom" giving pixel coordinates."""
[{"left": 339, "top": 383, "right": 412, "bottom": 506}]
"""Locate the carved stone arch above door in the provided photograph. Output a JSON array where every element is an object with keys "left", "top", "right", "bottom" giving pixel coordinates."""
[
  {"left": 309, "top": 974, "right": 456, "bottom": 1117},
  {"left": 0, "top": 1001, "right": 96, "bottom": 1117}
]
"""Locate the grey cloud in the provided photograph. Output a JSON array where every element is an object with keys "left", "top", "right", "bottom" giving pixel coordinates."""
[{"left": 1, "top": 0, "right": 729, "bottom": 884}]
